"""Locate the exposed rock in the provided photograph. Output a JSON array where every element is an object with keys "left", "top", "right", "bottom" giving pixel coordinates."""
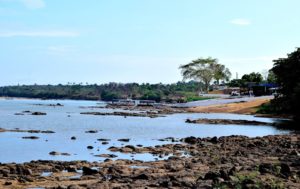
[
  {"left": 118, "top": 138, "right": 130, "bottom": 142},
  {"left": 85, "top": 130, "right": 98, "bottom": 133},
  {"left": 94, "top": 154, "right": 117, "bottom": 158},
  {"left": 186, "top": 118, "right": 274, "bottom": 126},
  {"left": 22, "top": 136, "right": 39, "bottom": 139},
  {"left": 82, "top": 167, "right": 98, "bottom": 175},
  {"left": 31, "top": 112, "right": 47, "bottom": 115}
]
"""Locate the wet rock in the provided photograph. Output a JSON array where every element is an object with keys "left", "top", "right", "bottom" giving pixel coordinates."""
[
  {"left": 95, "top": 154, "right": 117, "bottom": 158},
  {"left": 49, "top": 151, "right": 61, "bottom": 156},
  {"left": 71, "top": 136, "right": 76, "bottom": 140},
  {"left": 22, "top": 136, "right": 39, "bottom": 139},
  {"left": 61, "top": 153, "right": 71, "bottom": 156},
  {"left": 210, "top": 136, "right": 218, "bottom": 144},
  {"left": 82, "top": 167, "right": 98, "bottom": 175},
  {"left": 280, "top": 163, "right": 291, "bottom": 177},
  {"left": 85, "top": 130, "right": 98, "bottom": 133},
  {"left": 31, "top": 112, "right": 47, "bottom": 115},
  {"left": 204, "top": 171, "right": 220, "bottom": 180},
  {"left": 41, "top": 130, "right": 55, "bottom": 133},
  {"left": 66, "top": 166, "right": 77, "bottom": 172},
  {"left": 102, "top": 142, "right": 109, "bottom": 145},
  {"left": 186, "top": 118, "right": 273, "bottom": 126},
  {"left": 291, "top": 150, "right": 300, "bottom": 156},
  {"left": 4, "top": 181, "right": 12, "bottom": 185},
  {"left": 87, "top": 146, "right": 94, "bottom": 149},
  {"left": 183, "top": 136, "right": 198, "bottom": 144},
  {"left": 118, "top": 138, "right": 130, "bottom": 142},
  {"left": 133, "top": 173, "right": 149, "bottom": 180},
  {"left": 97, "top": 138, "right": 110, "bottom": 141},
  {"left": 258, "top": 163, "right": 274, "bottom": 174}
]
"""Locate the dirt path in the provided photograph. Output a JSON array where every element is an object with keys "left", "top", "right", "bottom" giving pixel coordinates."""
[{"left": 187, "top": 97, "right": 270, "bottom": 114}]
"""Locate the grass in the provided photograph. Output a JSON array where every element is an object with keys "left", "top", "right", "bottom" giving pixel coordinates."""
[{"left": 180, "top": 92, "right": 215, "bottom": 102}]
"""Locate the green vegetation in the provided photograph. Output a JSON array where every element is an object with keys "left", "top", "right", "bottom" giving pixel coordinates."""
[
  {"left": 179, "top": 57, "right": 231, "bottom": 92},
  {"left": 177, "top": 92, "right": 214, "bottom": 102},
  {"left": 228, "top": 72, "right": 264, "bottom": 87},
  {"left": 257, "top": 102, "right": 278, "bottom": 114},
  {"left": 260, "top": 48, "right": 300, "bottom": 121},
  {"left": 0, "top": 81, "right": 206, "bottom": 102}
]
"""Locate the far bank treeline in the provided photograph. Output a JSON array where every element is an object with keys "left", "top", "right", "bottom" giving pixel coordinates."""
[{"left": 0, "top": 82, "right": 206, "bottom": 103}]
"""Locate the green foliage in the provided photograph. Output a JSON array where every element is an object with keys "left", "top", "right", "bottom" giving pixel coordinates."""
[
  {"left": 257, "top": 102, "right": 277, "bottom": 114},
  {"left": 101, "top": 91, "right": 120, "bottom": 101},
  {"left": 270, "top": 48, "right": 300, "bottom": 121},
  {"left": 179, "top": 57, "right": 231, "bottom": 92},
  {"left": 0, "top": 81, "right": 204, "bottom": 102},
  {"left": 228, "top": 79, "right": 246, "bottom": 87},
  {"left": 241, "top": 72, "right": 263, "bottom": 83},
  {"left": 180, "top": 92, "right": 213, "bottom": 102},
  {"left": 267, "top": 70, "right": 277, "bottom": 83}
]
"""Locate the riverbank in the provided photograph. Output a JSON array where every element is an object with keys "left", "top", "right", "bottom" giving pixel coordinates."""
[
  {"left": 186, "top": 97, "right": 273, "bottom": 115},
  {"left": 0, "top": 134, "right": 299, "bottom": 188}
]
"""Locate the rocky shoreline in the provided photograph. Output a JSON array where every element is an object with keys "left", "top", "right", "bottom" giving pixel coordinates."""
[
  {"left": 0, "top": 134, "right": 299, "bottom": 188},
  {"left": 185, "top": 118, "right": 275, "bottom": 126}
]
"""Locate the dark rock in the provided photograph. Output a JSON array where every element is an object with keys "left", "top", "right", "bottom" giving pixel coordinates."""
[
  {"left": 133, "top": 173, "right": 149, "bottom": 180},
  {"left": 4, "top": 181, "right": 12, "bottom": 185},
  {"left": 210, "top": 136, "right": 218, "bottom": 144},
  {"left": 41, "top": 130, "right": 55, "bottom": 133},
  {"left": 204, "top": 171, "right": 220, "bottom": 180},
  {"left": 85, "top": 130, "right": 98, "bottom": 133},
  {"left": 259, "top": 163, "right": 274, "bottom": 174},
  {"left": 66, "top": 166, "right": 77, "bottom": 172},
  {"left": 87, "top": 146, "right": 94, "bottom": 149},
  {"left": 49, "top": 151, "right": 61, "bottom": 156},
  {"left": 71, "top": 136, "right": 76, "bottom": 140},
  {"left": 184, "top": 136, "right": 198, "bottom": 144},
  {"left": 97, "top": 138, "right": 110, "bottom": 141},
  {"left": 280, "top": 163, "right": 291, "bottom": 177},
  {"left": 118, "top": 138, "right": 130, "bottom": 142},
  {"left": 82, "top": 166, "right": 98, "bottom": 175},
  {"left": 22, "top": 136, "right": 39, "bottom": 139},
  {"left": 31, "top": 112, "right": 47, "bottom": 115}
]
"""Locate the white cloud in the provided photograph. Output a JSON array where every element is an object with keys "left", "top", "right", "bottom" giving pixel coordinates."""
[
  {"left": 0, "top": 31, "right": 79, "bottom": 37},
  {"left": 47, "top": 45, "right": 77, "bottom": 54},
  {"left": 230, "top": 18, "right": 251, "bottom": 26},
  {"left": 20, "top": 0, "right": 45, "bottom": 9}
]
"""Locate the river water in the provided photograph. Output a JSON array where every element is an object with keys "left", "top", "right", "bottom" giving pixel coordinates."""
[{"left": 0, "top": 99, "right": 290, "bottom": 163}]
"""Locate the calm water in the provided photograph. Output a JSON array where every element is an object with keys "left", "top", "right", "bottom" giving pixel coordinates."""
[{"left": 0, "top": 99, "right": 290, "bottom": 163}]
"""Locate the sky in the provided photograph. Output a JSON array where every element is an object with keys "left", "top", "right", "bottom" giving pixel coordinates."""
[{"left": 0, "top": 0, "right": 300, "bottom": 86}]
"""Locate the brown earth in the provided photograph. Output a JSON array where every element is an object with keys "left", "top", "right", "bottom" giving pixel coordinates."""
[{"left": 187, "top": 98, "right": 271, "bottom": 115}]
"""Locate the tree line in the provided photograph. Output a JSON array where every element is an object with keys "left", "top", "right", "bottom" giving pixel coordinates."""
[{"left": 0, "top": 82, "right": 205, "bottom": 103}]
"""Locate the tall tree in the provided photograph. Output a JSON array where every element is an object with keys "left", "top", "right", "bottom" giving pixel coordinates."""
[
  {"left": 271, "top": 48, "right": 300, "bottom": 121},
  {"left": 241, "top": 72, "right": 263, "bottom": 83},
  {"left": 179, "top": 57, "right": 231, "bottom": 92},
  {"left": 213, "top": 64, "right": 232, "bottom": 84}
]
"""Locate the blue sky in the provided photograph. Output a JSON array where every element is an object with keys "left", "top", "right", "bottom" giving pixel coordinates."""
[{"left": 0, "top": 0, "right": 299, "bottom": 85}]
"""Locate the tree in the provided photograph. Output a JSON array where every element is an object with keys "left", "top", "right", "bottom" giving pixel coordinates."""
[
  {"left": 213, "top": 64, "right": 232, "bottom": 84},
  {"left": 267, "top": 70, "right": 277, "bottom": 83},
  {"left": 241, "top": 72, "right": 263, "bottom": 83},
  {"left": 228, "top": 79, "right": 245, "bottom": 88},
  {"left": 179, "top": 57, "right": 231, "bottom": 92},
  {"left": 271, "top": 48, "right": 300, "bottom": 121}
]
